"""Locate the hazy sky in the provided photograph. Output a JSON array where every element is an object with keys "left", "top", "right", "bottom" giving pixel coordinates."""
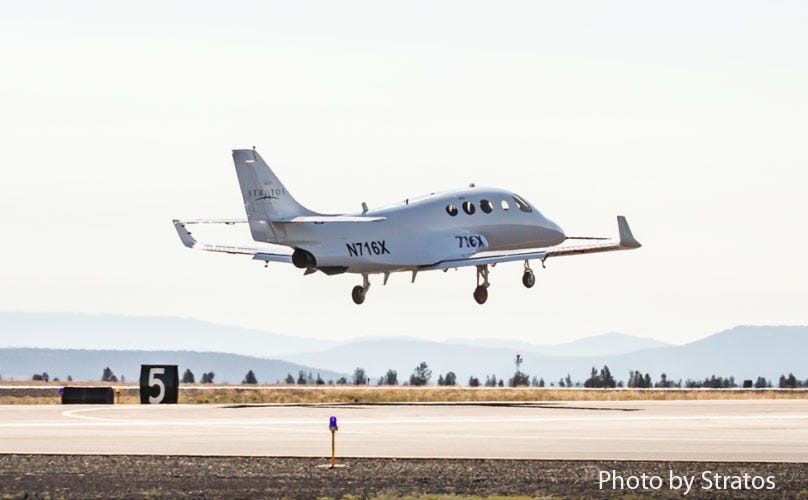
[{"left": 1, "top": 1, "right": 806, "bottom": 346}]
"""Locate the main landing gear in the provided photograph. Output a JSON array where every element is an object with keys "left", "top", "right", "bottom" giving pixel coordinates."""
[
  {"left": 352, "top": 261, "right": 540, "bottom": 305},
  {"left": 472, "top": 260, "right": 538, "bottom": 304},
  {"left": 351, "top": 274, "right": 371, "bottom": 305}
]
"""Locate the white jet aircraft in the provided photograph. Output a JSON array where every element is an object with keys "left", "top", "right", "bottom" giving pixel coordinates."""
[{"left": 173, "top": 149, "right": 641, "bottom": 304}]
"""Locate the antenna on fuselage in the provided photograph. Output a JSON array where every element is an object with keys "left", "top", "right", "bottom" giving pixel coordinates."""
[
  {"left": 361, "top": 202, "right": 368, "bottom": 213},
  {"left": 469, "top": 183, "right": 475, "bottom": 188}
]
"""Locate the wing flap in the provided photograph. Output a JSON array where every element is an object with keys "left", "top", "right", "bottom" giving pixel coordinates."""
[{"left": 252, "top": 253, "right": 293, "bottom": 263}]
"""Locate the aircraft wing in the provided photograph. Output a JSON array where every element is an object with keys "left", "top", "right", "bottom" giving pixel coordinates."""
[
  {"left": 172, "top": 220, "right": 292, "bottom": 264},
  {"left": 420, "top": 216, "right": 640, "bottom": 270},
  {"left": 545, "top": 215, "right": 641, "bottom": 259}
]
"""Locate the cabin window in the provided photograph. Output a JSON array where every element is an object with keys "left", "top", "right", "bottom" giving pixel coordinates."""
[
  {"left": 480, "top": 199, "right": 493, "bottom": 213},
  {"left": 500, "top": 200, "right": 510, "bottom": 211},
  {"left": 512, "top": 194, "right": 533, "bottom": 213},
  {"left": 462, "top": 201, "right": 475, "bottom": 215},
  {"left": 446, "top": 204, "right": 458, "bottom": 216}
]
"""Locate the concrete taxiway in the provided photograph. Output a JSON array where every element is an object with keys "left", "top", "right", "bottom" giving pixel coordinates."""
[{"left": 0, "top": 400, "right": 806, "bottom": 462}]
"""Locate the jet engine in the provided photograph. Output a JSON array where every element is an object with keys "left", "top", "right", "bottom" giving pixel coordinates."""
[{"left": 291, "top": 248, "right": 317, "bottom": 268}]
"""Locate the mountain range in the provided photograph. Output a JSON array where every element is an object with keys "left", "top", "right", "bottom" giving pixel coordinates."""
[
  {"left": 0, "top": 348, "right": 345, "bottom": 384},
  {"left": 0, "top": 312, "right": 666, "bottom": 358},
  {"left": 1, "top": 312, "right": 805, "bottom": 384},
  {"left": 286, "top": 326, "right": 807, "bottom": 383},
  {"left": 0, "top": 311, "right": 336, "bottom": 357}
]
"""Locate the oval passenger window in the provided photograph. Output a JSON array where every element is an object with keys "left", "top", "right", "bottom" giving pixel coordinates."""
[
  {"left": 462, "top": 201, "right": 475, "bottom": 215},
  {"left": 446, "top": 204, "right": 458, "bottom": 216},
  {"left": 480, "top": 199, "right": 493, "bottom": 213},
  {"left": 501, "top": 200, "right": 510, "bottom": 211}
]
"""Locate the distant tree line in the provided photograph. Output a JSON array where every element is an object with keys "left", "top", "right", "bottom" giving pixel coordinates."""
[
  {"left": 32, "top": 363, "right": 807, "bottom": 389},
  {"left": 314, "top": 364, "right": 806, "bottom": 390}
]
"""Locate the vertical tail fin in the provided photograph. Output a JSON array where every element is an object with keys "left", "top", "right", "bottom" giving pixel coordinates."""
[{"left": 232, "top": 149, "right": 316, "bottom": 222}]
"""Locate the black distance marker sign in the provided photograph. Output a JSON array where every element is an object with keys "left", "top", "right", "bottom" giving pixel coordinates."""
[{"left": 139, "top": 365, "right": 179, "bottom": 404}]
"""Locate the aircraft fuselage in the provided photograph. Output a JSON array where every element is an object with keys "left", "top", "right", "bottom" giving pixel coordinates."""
[{"left": 253, "top": 187, "right": 565, "bottom": 274}]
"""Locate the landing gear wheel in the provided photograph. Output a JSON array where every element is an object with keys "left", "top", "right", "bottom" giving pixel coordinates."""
[
  {"left": 473, "top": 285, "right": 488, "bottom": 305},
  {"left": 522, "top": 270, "right": 535, "bottom": 288},
  {"left": 351, "top": 285, "right": 366, "bottom": 305}
]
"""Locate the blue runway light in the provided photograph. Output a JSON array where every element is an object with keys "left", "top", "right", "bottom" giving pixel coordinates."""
[{"left": 328, "top": 416, "right": 339, "bottom": 467}]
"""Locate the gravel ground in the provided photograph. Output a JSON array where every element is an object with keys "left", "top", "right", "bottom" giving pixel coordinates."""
[{"left": 0, "top": 455, "right": 805, "bottom": 499}]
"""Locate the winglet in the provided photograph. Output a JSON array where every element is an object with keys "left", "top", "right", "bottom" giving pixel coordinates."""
[
  {"left": 173, "top": 220, "right": 197, "bottom": 249},
  {"left": 617, "top": 216, "right": 641, "bottom": 249}
]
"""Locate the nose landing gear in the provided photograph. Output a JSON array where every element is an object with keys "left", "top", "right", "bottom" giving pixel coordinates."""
[
  {"left": 352, "top": 274, "right": 371, "bottom": 305},
  {"left": 474, "top": 265, "right": 490, "bottom": 304},
  {"left": 522, "top": 261, "right": 535, "bottom": 288}
]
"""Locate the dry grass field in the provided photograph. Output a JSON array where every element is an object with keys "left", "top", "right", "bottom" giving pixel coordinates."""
[
  {"left": 174, "top": 386, "right": 808, "bottom": 405},
  {"left": 0, "top": 382, "right": 806, "bottom": 405}
]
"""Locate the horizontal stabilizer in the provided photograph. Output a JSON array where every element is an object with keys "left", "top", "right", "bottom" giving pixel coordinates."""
[
  {"left": 182, "top": 218, "right": 248, "bottom": 225},
  {"left": 277, "top": 215, "right": 386, "bottom": 223}
]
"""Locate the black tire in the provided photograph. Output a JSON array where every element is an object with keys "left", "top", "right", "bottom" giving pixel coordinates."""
[
  {"left": 522, "top": 271, "right": 535, "bottom": 288},
  {"left": 351, "top": 285, "right": 366, "bottom": 305},
  {"left": 473, "top": 285, "right": 488, "bottom": 304}
]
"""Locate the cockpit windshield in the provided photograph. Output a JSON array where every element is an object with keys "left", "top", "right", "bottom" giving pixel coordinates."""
[{"left": 512, "top": 194, "right": 533, "bottom": 213}]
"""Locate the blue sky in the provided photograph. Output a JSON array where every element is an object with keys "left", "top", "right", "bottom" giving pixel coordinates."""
[{"left": 1, "top": 1, "right": 806, "bottom": 345}]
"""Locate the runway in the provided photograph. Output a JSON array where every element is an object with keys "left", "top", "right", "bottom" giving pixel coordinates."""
[{"left": 1, "top": 400, "right": 806, "bottom": 462}]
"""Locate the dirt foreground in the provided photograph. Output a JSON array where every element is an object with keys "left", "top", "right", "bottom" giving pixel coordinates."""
[{"left": 0, "top": 455, "right": 805, "bottom": 499}]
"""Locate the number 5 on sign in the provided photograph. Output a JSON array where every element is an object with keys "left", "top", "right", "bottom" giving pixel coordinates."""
[
  {"left": 148, "top": 367, "right": 165, "bottom": 403},
  {"left": 139, "top": 365, "right": 179, "bottom": 404}
]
